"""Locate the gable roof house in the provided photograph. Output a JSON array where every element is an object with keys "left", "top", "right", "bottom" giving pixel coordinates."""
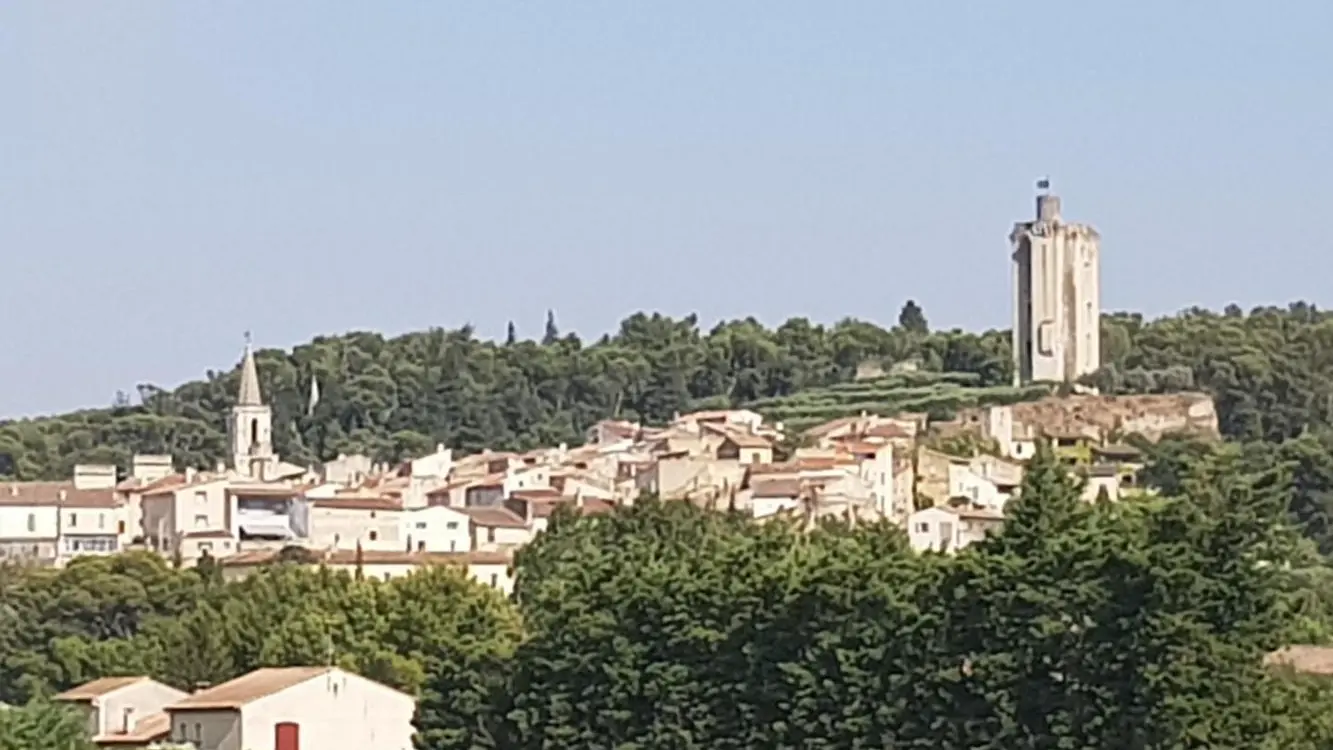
[
  {"left": 55, "top": 676, "right": 187, "bottom": 748},
  {"left": 163, "top": 666, "right": 415, "bottom": 750}
]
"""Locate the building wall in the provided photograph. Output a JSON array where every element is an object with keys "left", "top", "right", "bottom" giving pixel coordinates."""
[
  {"left": 0, "top": 505, "right": 59, "bottom": 542},
  {"left": 238, "top": 670, "right": 415, "bottom": 750},
  {"left": 401, "top": 506, "right": 471, "bottom": 552},
  {"left": 1012, "top": 192, "right": 1100, "bottom": 385},
  {"left": 308, "top": 507, "right": 403, "bottom": 551},
  {"left": 471, "top": 524, "right": 532, "bottom": 552},
  {"left": 96, "top": 682, "right": 188, "bottom": 737},
  {"left": 169, "top": 709, "right": 241, "bottom": 750}
]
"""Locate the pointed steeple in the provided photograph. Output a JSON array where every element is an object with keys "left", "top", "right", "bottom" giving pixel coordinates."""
[{"left": 237, "top": 332, "right": 263, "bottom": 406}]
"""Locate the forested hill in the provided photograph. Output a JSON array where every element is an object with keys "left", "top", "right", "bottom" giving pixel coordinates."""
[{"left": 3, "top": 302, "right": 1333, "bottom": 480}]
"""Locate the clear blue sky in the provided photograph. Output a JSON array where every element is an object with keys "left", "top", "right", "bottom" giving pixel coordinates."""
[{"left": 3, "top": 2, "right": 1331, "bottom": 417}]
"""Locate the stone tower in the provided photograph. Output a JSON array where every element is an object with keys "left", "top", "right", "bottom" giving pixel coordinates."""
[
  {"left": 1010, "top": 182, "right": 1101, "bottom": 385},
  {"left": 229, "top": 334, "right": 276, "bottom": 478}
]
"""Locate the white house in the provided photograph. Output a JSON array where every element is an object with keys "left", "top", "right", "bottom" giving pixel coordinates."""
[
  {"left": 164, "top": 666, "right": 415, "bottom": 750},
  {"left": 307, "top": 496, "right": 403, "bottom": 552},
  {"left": 401, "top": 505, "right": 471, "bottom": 553},
  {"left": 907, "top": 505, "right": 1005, "bottom": 553},
  {"left": 55, "top": 676, "right": 186, "bottom": 747},
  {"left": 0, "top": 481, "right": 126, "bottom": 566},
  {"left": 217, "top": 548, "right": 516, "bottom": 594}
]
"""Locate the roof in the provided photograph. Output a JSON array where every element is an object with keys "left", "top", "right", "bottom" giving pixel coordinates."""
[
  {"left": 219, "top": 548, "right": 512, "bottom": 568},
  {"left": 181, "top": 529, "right": 234, "bottom": 540},
  {"left": 703, "top": 424, "right": 772, "bottom": 448},
  {"left": 313, "top": 496, "right": 402, "bottom": 512},
  {"left": 237, "top": 340, "right": 264, "bottom": 407},
  {"left": 169, "top": 667, "right": 331, "bottom": 711},
  {"left": 116, "top": 473, "right": 187, "bottom": 494},
  {"left": 0, "top": 481, "right": 120, "bottom": 508},
  {"left": 510, "top": 488, "right": 561, "bottom": 501},
  {"left": 1265, "top": 645, "right": 1333, "bottom": 675},
  {"left": 942, "top": 505, "right": 1005, "bottom": 522},
  {"left": 751, "top": 478, "right": 803, "bottom": 499},
  {"left": 459, "top": 506, "right": 529, "bottom": 529},
  {"left": 55, "top": 676, "right": 148, "bottom": 702},
  {"left": 227, "top": 485, "right": 301, "bottom": 499},
  {"left": 95, "top": 712, "right": 171, "bottom": 744}
]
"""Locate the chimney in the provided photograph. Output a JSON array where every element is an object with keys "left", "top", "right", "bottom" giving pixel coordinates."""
[
  {"left": 185, "top": 467, "right": 197, "bottom": 483},
  {"left": 58, "top": 489, "right": 67, "bottom": 502},
  {"left": 215, "top": 460, "right": 226, "bottom": 473},
  {"left": 9, "top": 485, "right": 17, "bottom": 497},
  {"left": 435, "top": 443, "right": 445, "bottom": 454}
]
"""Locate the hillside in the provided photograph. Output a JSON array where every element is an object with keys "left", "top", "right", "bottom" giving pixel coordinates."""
[
  {"left": 746, "top": 371, "right": 1052, "bottom": 432},
  {"left": 3, "top": 303, "right": 1333, "bottom": 480}
]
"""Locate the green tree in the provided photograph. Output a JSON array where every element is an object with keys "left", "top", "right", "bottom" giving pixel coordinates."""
[
  {"left": 0, "top": 700, "right": 94, "bottom": 750},
  {"left": 898, "top": 299, "right": 929, "bottom": 334}
]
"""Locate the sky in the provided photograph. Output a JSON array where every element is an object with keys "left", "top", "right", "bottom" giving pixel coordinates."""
[{"left": 2, "top": 2, "right": 1331, "bottom": 417}]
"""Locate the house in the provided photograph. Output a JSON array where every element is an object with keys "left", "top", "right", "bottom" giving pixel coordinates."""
[
  {"left": 459, "top": 506, "right": 532, "bottom": 551},
  {"left": 307, "top": 495, "right": 402, "bottom": 551},
  {"left": 749, "top": 478, "right": 802, "bottom": 518},
  {"left": 55, "top": 676, "right": 186, "bottom": 748},
  {"left": 139, "top": 471, "right": 234, "bottom": 562},
  {"left": 163, "top": 666, "right": 415, "bottom": 750},
  {"left": 0, "top": 481, "right": 125, "bottom": 566},
  {"left": 907, "top": 505, "right": 1005, "bottom": 553},
  {"left": 673, "top": 409, "right": 765, "bottom": 434},
  {"left": 217, "top": 548, "right": 515, "bottom": 593},
  {"left": 401, "top": 504, "right": 471, "bottom": 552},
  {"left": 703, "top": 424, "right": 774, "bottom": 465}
]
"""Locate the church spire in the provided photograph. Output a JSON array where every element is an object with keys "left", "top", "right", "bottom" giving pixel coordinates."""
[{"left": 237, "top": 332, "right": 264, "bottom": 407}]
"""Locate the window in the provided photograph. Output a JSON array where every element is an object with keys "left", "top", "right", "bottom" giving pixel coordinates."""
[
  {"left": 194, "top": 491, "right": 207, "bottom": 505},
  {"left": 369, "top": 530, "right": 378, "bottom": 541},
  {"left": 178, "top": 723, "right": 187, "bottom": 740},
  {"left": 915, "top": 522, "right": 930, "bottom": 533},
  {"left": 445, "top": 521, "right": 458, "bottom": 530},
  {"left": 383, "top": 573, "right": 391, "bottom": 582},
  {"left": 193, "top": 514, "right": 208, "bottom": 529},
  {"left": 487, "top": 527, "right": 496, "bottom": 543},
  {"left": 414, "top": 522, "right": 427, "bottom": 529},
  {"left": 194, "top": 723, "right": 202, "bottom": 742},
  {"left": 98, "top": 514, "right": 106, "bottom": 530},
  {"left": 26, "top": 514, "right": 35, "bottom": 532},
  {"left": 370, "top": 511, "right": 376, "bottom": 519},
  {"left": 118, "top": 520, "right": 126, "bottom": 534},
  {"left": 490, "top": 573, "right": 499, "bottom": 588},
  {"left": 68, "top": 513, "right": 77, "bottom": 528},
  {"left": 199, "top": 542, "right": 213, "bottom": 552}
]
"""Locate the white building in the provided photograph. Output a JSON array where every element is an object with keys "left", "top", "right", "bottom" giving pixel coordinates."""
[
  {"left": 907, "top": 505, "right": 1005, "bottom": 553},
  {"left": 163, "top": 666, "right": 415, "bottom": 750},
  {"left": 55, "top": 675, "right": 186, "bottom": 747},
  {"left": 401, "top": 505, "right": 472, "bottom": 553},
  {"left": 1011, "top": 182, "right": 1101, "bottom": 385}
]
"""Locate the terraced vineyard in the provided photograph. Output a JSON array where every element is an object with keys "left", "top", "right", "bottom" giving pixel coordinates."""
[{"left": 747, "top": 371, "right": 1054, "bottom": 431}]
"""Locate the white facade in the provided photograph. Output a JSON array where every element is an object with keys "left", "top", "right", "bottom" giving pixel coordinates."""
[
  {"left": 402, "top": 505, "right": 471, "bottom": 552},
  {"left": 307, "top": 503, "right": 403, "bottom": 551},
  {"left": 166, "top": 667, "right": 415, "bottom": 750},
  {"left": 1011, "top": 187, "right": 1101, "bottom": 385},
  {"left": 907, "top": 506, "right": 1005, "bottom": 553}
]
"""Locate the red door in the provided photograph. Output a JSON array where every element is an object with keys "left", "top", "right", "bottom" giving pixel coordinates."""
[{"left": 275, "top": 722, "right": 300, "bottom": 750}]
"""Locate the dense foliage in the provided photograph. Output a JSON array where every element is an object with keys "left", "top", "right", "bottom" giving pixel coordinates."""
[
  {"left": 0, "top": 701, "right": 92, "bottom": 750},
  {"left": 4, "top": 448, "right": 1333, "bottom": 749},
  {"left": 4, "top": 302, "right": 1331, "bottom": 480}
]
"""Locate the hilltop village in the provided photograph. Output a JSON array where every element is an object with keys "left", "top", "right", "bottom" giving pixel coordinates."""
[{"left": 0, "top": 189, "right": 1223, "bottom": 593}]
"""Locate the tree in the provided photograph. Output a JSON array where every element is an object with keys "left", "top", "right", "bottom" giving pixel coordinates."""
[
  {"left": 898, "top": 299, "right": 928, "bottom": 334},
  {"left": 505, "top": 321, "right": 517, "bottom": 346},
  {"left": 0, "top": 700, "right": 95, "bottom": 750},
  {"left": 541, "top": 310, "right": 559, "bottom": 346}
]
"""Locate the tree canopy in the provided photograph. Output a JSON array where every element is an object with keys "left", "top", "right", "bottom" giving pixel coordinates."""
[
  {"left": 3, "top": 446, "right": 1333, "bottom": 749},
  {"left": 5, "top": 302, "right": 1333, "bottom": 480}
]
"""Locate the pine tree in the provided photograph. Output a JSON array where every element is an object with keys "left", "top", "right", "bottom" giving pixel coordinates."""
[
  {"left": 505, "top": 321, "right": 517, "bottom": 346},
  {"left": 542, "top": 310, "right": 559, "bottom": 345},
  {"left": 898, "top": 299, "right": 929, "bottom": 334}
]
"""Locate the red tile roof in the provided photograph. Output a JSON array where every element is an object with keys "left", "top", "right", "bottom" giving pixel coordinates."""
[{"left": 0, "top": 481, "right": 120, "bottom": 508}]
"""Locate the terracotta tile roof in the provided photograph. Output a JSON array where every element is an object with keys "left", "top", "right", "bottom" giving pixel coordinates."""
[
  {"left": 117, "top": 473, "right": 187, "bottom": 494},
  {"left": 752, "top": 478, "right": 803, "bottom": 499},
  {"left": 1265, "top": 645, "right": 1333, "bottom": 675},
  {"left": 941, "top": 505, "right": 1005, "bottom": 522},
  {"left": 313, "top": 496, "right": 402, "bottom": 512},
  {"left": 226, "top": 485, "right": 301, "bottom": 499},
  {"left": 169, "top": 667, "right": 333, "bottom": 711},
  {"left": 181, "top": 530, "right": 234, "bottom": 540},
  {"left": 0, "top": 481, "right": 120, "bottom": 509},
  {"left": 219, "top": 548, "right": 513, "bottom": 568},
  {"left": 802, "top": 416, "right": 859, "bottom": 438},
  {"left": 510, "top": 488, "right": 560, "bottom": 501},
  {"left": 580, "top": 498, "right": 616, "bottom": 515},
  {"left": 459, "top": 506, "right": 529, "bottom": 529},
  {"left": 55, "top": 676, "right": 148, "bottom": 701},
  {"left": 703, "top": 423, "right": 772, "bottom": 448},
  {"left": 838, "top": 441, "right": 887, "bottom": 456},
  {"left": 862, "top": 424, "right": 911, "bottom": 439},
  {"left": 96, "top": 712, "right": 171, "bottom": 744}
]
